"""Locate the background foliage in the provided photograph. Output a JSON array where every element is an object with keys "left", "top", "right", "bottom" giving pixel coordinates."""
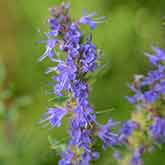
[{"left": 0, "top": 0, "right": 165, "bottom": 164}]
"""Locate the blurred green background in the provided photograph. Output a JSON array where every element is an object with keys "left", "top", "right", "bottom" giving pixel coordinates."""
[{"left": 0, "top": 0, "right": 165, "bottom": 164}]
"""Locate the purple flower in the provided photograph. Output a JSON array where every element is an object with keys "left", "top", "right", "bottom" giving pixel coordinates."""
[
  {"left": 53, "top": 62, "right": 77, "bottom": 96},
  {"left": 80, "top": 153, "right": 91, "bottom": 165},
  {"left": 143, "top": 90, "right": 158, "bottom": 103},
  {"left": 69, "top": 118, "right": 91, "bottom": 147},
  {"left": 130, "top": 150, "right": 142, "bottom": 165},
  {"left": 39, "top": 3, "right": 118, "bottom": 164},
  {"left": 72, "top": 81, "right": 89, "bottom": 106},
  {"left": 38, "top": 38, "right": 58, "bottom": 62},
  {"left": 145, "top": 53, "right": 159, "bottom": 65},
  {"left": 79, "top": 12, "right": 105, "bottom": 29},
  {"left": 126, "top": 90, "right": 144, "bottom": 105},
  {"left": 59, "top": 148, "right": 74, "bottom": 165},
  {"left": 130, "top": 146, "right": 144, "bottom": 165},
  {"left": 65, "top": 23, "right": 81, "bottom": 42},
  {"left": 73, "top": 107, "right": 95, "bottom": 130},
  {"left": 145, "top": 47, "right": 165, "bottom": 65},
  {"left": 119, "top": 120, "right": 138, "bottom": 142},
  {"left": 126, "top": 83, "right": 145, "bottom": 105},
  {"left": 81, "top": 41, "right": 97, "bottom": 72},
  {"left": 80, "top": 150, "right": 99, "bottom": 165},
  {"left": 48, "top": 18, "right": 61, "bottom": 32},
  {"left": 154, "top": 79, "right": 165, "bottom": 94},
  {"left": 141, "top": 65, "right": 165, "bottom": 86},
  {"left": 61, "top": 23, "right": 81, "bottom": 58},
  {"left": 150, "top": 117, "right": 165, "bottom": 142},
  {"left": 97, "top": 119, "right": 119, "bottom": 148},
  {"left": 43, "top": 108, "right": 67, "bottom": 127}
]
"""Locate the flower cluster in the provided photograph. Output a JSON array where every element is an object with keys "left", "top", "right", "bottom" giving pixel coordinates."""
[
  {"left": 127, "top": 47, "right": 165, "bottom": 105},
  {"left": 39, "top": 2, "right": 119, "bottom": 165},
  {"left": 39, "top": 2, "right": 165, "bottom": 165},
  {"left": 118, "top": 47, "right": 165, "bottom": 165}
]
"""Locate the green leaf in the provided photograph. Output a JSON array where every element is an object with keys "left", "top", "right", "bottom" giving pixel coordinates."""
[{"left": 48, "top": 136, "right": 67, "bottom": 155}]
